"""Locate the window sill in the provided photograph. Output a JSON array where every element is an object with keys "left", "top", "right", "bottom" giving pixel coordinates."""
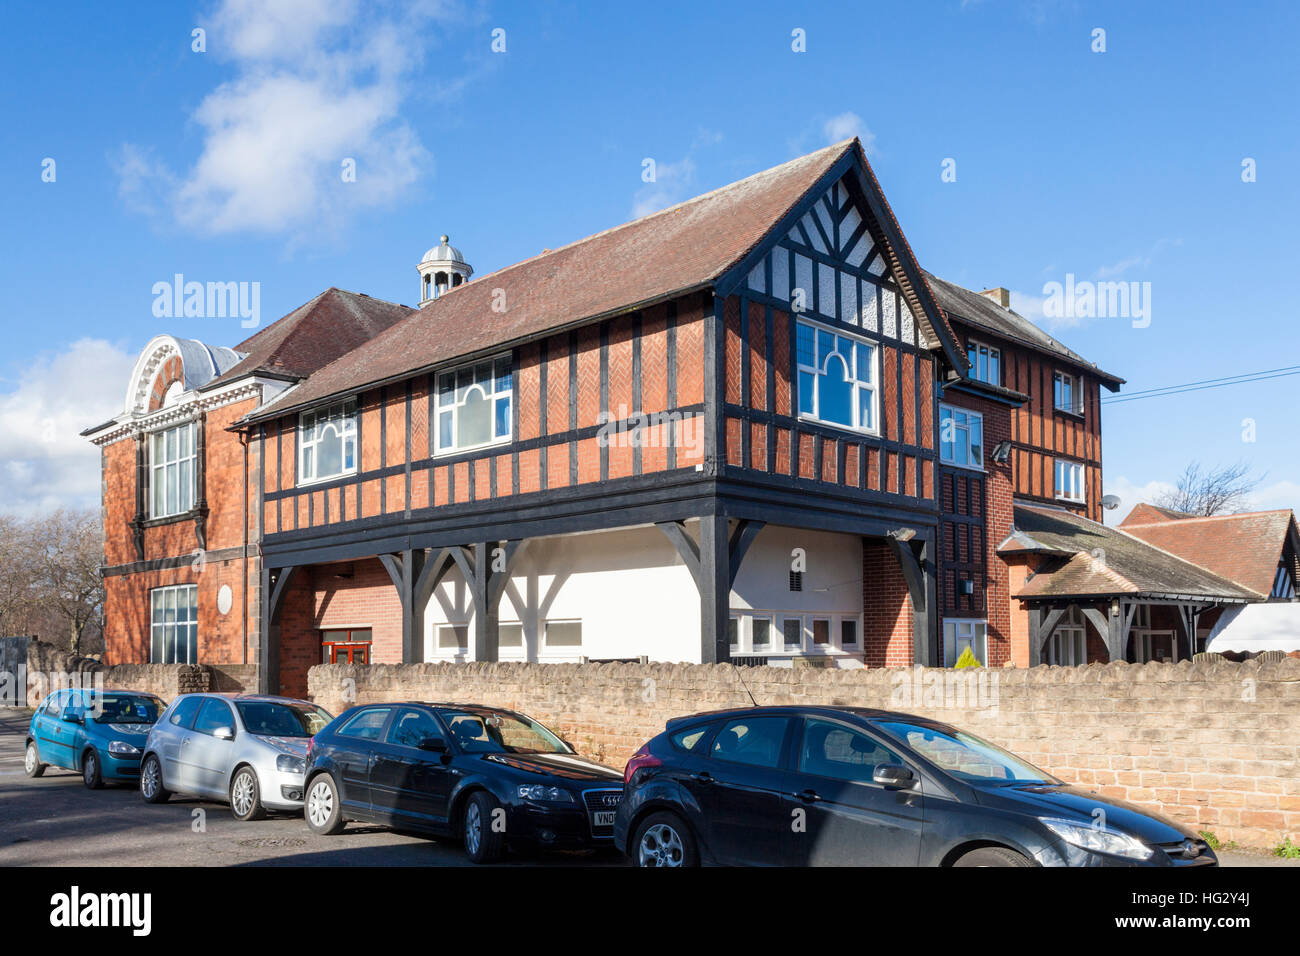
[
  {"left": 433, "top": 436, "right": 512, "bottom": 459},
  {"left": 795, "top": 413, "right": 880, "bottom": 440},
  {"left": 141, "top": 508, "right": 202, "bottom": 529},
  {"left": 940, "top": 459, "right": 986, "bottom": 474},
  {"left": 1053, "top": 407, "right": 1085, "bottom": 421},
  {"left": 297, "top": 469, "right": 359, "bottom": 489},
  {"left": 1055, "top": 495, "right": 1087, "bottom": 505}
]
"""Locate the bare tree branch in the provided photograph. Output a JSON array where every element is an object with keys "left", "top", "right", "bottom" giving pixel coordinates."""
[{"left": 1153, "top": 461, "right": 1262, "bottom": 516}]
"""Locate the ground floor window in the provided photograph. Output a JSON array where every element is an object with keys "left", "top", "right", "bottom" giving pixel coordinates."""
[
  {"left": 1047, "top": 607, "right": 1087, "bottom": 665},
  {"left": 942, "top": 618, "right": 987, "bottom": 666},
  {"left": 730, "top": 610, "right": 861, "bottom": 657},
  {"left": 543, "top": 620, "right": 582, "bottom": 650},
  {"left": 150, "top": 584, "right": 198, "bottom": 664},
  {"left": 321, "top": 628, "right": 372, "bottom": 664}
]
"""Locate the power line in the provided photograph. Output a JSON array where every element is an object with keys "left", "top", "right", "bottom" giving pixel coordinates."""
[{"left": 1102, "top": 365, "right": 1300, "bottom": 405}]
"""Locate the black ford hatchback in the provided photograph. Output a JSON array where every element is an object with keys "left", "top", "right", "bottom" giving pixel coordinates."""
[
  {"left": 615, "top": 705, "right": 1217, "bottom": 867},
  {"left": 304, "top": 702, "right": 623, "bottom": 863}
]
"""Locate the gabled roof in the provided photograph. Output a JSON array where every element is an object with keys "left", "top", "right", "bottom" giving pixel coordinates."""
[
  {"left": 1121, "top": 502, "right": 1196, "bottom": 525},
  {"left": 239, "top": 138, "right": 963, "bottom": 425},
  {"left": 208, "top": 287, "right": 413, "bottom": 389},
  {"left": 1001, "top": 503, "right": 1256, "bottom": 602},
  {"left": 1118, "top": 507, "right": 1299, "bottom": 598},
  {"left": 924, "top": 273, "right": 1125, "bottom": 390}
]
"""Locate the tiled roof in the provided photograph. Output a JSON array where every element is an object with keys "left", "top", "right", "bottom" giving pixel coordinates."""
[
  {"left": 1001, "top": 503, "right": 1256, "bottom": 601},
  {"left": 240, "top": 138, "right": 958, "bottom": 424},
  {"left": 207, "top": 287, "right": 413, "bottom": 389},
  {"left": 1121, "top": 502, "right": 1196, "bottom": 525},
  {"left": 924, "top": 273, "right": 1124, "bottom": 389},
  {"left": 1118, "top": 508, "right": 1298, "bottom": 598}
]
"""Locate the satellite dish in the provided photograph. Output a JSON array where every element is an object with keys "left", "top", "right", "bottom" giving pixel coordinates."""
[{"left": 1100, "top": 494, "right": 1121, "bottom": 511}]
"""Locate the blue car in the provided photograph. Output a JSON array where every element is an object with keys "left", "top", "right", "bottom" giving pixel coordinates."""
[{"left": 25, "top": 688, "right": 165, "bottom": 788}]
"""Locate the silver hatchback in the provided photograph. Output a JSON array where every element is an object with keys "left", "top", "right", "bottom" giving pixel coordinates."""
[{"left": 140, "top": 693, "right": 333, "bottom": 820}]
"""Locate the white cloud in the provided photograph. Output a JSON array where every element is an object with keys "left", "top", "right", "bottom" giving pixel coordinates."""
[
  {"left": 823, "top": 111, "right": 875, "bottom": 154},
  {"left": 1243, "top": 480, "right": 1300, "bottom": 515},
  {"left": 116, "top": 0, "right": 464, "bottom": 237},
  {"left": 0, "top": 339, "right": 136, "bottom": 516},
  {"left": 632, "top": 157, "right": 699, "bottom": 218}
]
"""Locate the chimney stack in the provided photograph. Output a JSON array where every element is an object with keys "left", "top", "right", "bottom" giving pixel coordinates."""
[{"left": 979, "top": 287, "right": 1011, "bottom": 308}]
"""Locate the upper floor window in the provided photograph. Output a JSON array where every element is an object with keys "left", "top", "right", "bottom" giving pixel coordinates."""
[
  {"left": 299, "top": 400, "right": 357, "bottom": 484},
  {"left": 150, "top": 584, "right": 197, "bottom": 664},
  {"left": 1053, "top": 371, "right": 1083, "bottom": 415},
  {"left": 966, "top": 340, "right": 1001, "bottom": 386},
  {"left": 150, "top": 422, "right": 196, "bottom": 518},
  {"left": 796, "top": 320, "right": 878, "bottom": 434},
  {"left": 436, "top": 356, "right": 512, "bottom": 454},
  {"left": 1055, "top": 458, "right": 1086, "bottom": 502},
  {"left": 939, "top": 404, "right": 983, "bottom": 469}
]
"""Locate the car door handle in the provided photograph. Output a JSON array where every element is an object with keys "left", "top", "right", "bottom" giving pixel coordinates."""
[
  {"left": 692, "top": 771, "right": 714, "bottom": 784},
  {"left": 795, "top": 789, "right": 821, "bottom": 803}
]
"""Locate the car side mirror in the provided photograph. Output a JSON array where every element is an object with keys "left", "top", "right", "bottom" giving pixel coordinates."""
[
  {"left": 417, "top": 737, "right": 447, "bottom": 753},
  {"left": 873, "top": 764, "right": 916, "bottom": 789},
  {"left": 213, "top": 726, "right": 234, "bottom": 741},
  {"left": 63, "top": 710, "right": 83, "bottom": 725}
]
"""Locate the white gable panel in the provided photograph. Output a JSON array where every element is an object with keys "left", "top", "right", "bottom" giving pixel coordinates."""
[
  {"left": 818, "top": 264, "right": 837, "bottom": 319},
  {"left": 841, "top": 274, "right": 858, "bottom": 326},
  {"left": 748, "top": 259, "right": 766, "bottom": 294},
  {"left": 840, "top": 205, "right": 863, "bottom": 253},
  {"left": 881, "top": 287, "right": 898, "bottom": 339},
  {"left": 861, "top": 284, "right": 879, "bottom": 333},
  {"left": 800, "top": 212, "right": 827, "bottom": 254},
  {"left": 771, "top": 250, "right": 789, "bottom": 302},
  {"left": 846, "top": 237, "right": 874, "bottom": 269},
  {"left": 794, "top": 254, "right": 814, "bottom": 310},
  {"left": 811, "top": 199, "right": 835, "bottom": 247}
]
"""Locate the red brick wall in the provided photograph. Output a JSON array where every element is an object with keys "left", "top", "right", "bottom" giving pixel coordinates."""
[
  {"left": 862, "top": 540, "right": 914, "bottom": 667},
  {"left": 937, "top": 392, "right": 1014, "bottom": 666},
  {"left": 101, "top": 395, "right": 259, "bottom": 668}
]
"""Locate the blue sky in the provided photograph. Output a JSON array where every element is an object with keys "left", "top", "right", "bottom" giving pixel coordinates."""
[{"left": 1, "top": 0, "right": 1296, "bottom": 518}]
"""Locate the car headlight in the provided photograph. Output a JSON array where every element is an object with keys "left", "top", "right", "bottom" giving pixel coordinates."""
[
  {"left": 517, "top": 784, "right": 574, "bottom": 803},
  {"left": 1041, "top": 818, "right": 1154, "bottom": 860},
  {"left": 108, "top": 741, "right": 141, "bottom": 757},
  {"left": 276, "top": 754, "right": 306, "bottom": 774}
]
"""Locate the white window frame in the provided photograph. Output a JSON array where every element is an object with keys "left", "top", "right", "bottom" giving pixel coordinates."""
[
  {"left": 1053, "top": 370, "right": 1083, "bottom": 415},
  {"left": 795, "top": 318, "right": 879, "bottom": 436},
  {"left": 150, "top": 584, "right": 198, "bottom": 664},
  {"left": 965, "top": 339, "right": 1001, "bottom": 386},
  {"left": 939, "top": 404, "right": 984, "bottom": 470},
  {"left": 435, "top": 354, "right": 513, "bottom": 456},
  {"left": 942, "top": 618, "right": 987, "bottom": 667},
  {"left": 732, "top": 611, "right": 860, "bottom": 656},
  {"left": 298, "top": 399, "right": 358, "bottom": 485},
  {"left": 1055, "top": 458, "right": 1086, "bottom": 502},
  {"left": 149, "top": 422, "right": 197, "bottom": 519}
]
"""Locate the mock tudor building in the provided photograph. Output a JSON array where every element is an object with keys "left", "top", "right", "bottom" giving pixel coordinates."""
[{"left": 85, "top": 137, "right": 1265, "bottom": 698}]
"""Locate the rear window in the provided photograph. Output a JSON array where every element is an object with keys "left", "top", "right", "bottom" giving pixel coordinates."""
[
  {"left": 670, "top": 725, "right": 711, "bottom": 752},
  {"left": 338, "top": 707, "right": 392, "bottom": 741}
]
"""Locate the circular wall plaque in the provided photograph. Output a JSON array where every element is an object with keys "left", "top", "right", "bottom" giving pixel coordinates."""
[{"left": 217, "top": 584, "right": 234, "bottom": 616}]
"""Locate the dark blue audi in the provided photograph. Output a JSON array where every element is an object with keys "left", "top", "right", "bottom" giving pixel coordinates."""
[{"left": 302, "top": 702, "right": 623, "bottom": 863}]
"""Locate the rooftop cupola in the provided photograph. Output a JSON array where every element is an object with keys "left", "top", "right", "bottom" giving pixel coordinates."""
[{"left": 417, "top": 234, "right": 473, "bottom": 304}]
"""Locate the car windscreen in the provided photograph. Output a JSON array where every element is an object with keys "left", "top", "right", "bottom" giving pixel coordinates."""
[
  {"left": 236, "top": 701, "right": 332, "bottom": 738},
  {"left": 440, "top": 710, "right": 568, "bottom": 755},
  {"left": 89, "top": 694, "right": 162, "bottom": 725},
  {"left": 878, "top": 720, "right": 1054, "bottom": 786}
]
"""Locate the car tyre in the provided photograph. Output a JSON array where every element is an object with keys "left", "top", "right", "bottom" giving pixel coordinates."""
[
  {"left": 953, "top": 846, "right": 1034, "bottom": 868},
  {"left": 24, "top": 741, "right": 46, "bottom": 778},
  {"left": 633, "top": 811, "right": 698, "bottom": 868},
  {"left": 304, "top": 774, "right": 345, "bottom": 835},
  {"left": 229, "top": 766, "right": 267, "bottom": 821},
  {"left": 139, "top": 753, "right": 170, "bottom": 804},
  {"left": 463, "top": 791, "right": 505, "bottom": 864},
  {"left": 82, "top": 749, "right": 104, "bottom": 790}
]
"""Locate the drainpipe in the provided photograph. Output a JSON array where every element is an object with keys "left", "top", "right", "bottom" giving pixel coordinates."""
[{"left": 239, "top": 428, "right": 249, "bottom": 665}]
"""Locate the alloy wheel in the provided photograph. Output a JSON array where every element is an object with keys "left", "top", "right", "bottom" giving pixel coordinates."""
[
  {"left": 232, "top": 770, "right": 255, "bottom": 817},
  {"left": 24, "top": 744, "right": 36, "bottom": 774},
  {"left": 638, "top": 823, "right": 685, "bottom": 867},
  {"left": 142, "top": 759, "right": 159, "bottom": 798},
  {"left": 307, "top": 780, "right": 334, "bottom": 829},
  {"left": 465, "top": 801, "right": 482, "bottom": 855},
  {"left": 83, "top": 753, "right": 96, "bottom": 785}
]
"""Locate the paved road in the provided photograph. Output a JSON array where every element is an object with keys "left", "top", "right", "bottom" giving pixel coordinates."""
[
  {"left": 1, "top": 709, "right": 1292, "bottom": 867},
  {"left": 0, "top": 709, "right": 615, "bottom": 867}
]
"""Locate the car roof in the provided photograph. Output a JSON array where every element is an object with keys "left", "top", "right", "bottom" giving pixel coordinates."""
[
  {"left": 173, "top": 692, "right": 315, "bottom": 704},
  {"left": 664, "top": 704, "right": 958, "bottom": 733}
]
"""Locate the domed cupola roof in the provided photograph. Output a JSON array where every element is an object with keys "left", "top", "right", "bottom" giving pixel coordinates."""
[
  {"left": 420, "top": 235, "right": 469, "bottom": 267},
  {"left": 416, "top": 234, "right": 473, "bottom": 304}
]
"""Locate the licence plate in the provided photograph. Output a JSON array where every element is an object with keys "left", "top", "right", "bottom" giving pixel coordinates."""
[{"left": 592, "top": 811, "right": 616, "bottom": 827}]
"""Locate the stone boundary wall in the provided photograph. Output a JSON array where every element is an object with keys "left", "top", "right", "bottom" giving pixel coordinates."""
[
  {"left": 307, "top": 657, "right": 1300, "bottom": 850},
  {"left": 16, "top": 639, "right": 210, "bottom": 707}
]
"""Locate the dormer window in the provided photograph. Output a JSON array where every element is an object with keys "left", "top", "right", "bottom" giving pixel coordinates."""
[
  {"left": 965, "top": 340, "right": 1000, "bottom": 386},
  {"left": 299, "top": 400, "right": 357, "bottom": 484}
]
